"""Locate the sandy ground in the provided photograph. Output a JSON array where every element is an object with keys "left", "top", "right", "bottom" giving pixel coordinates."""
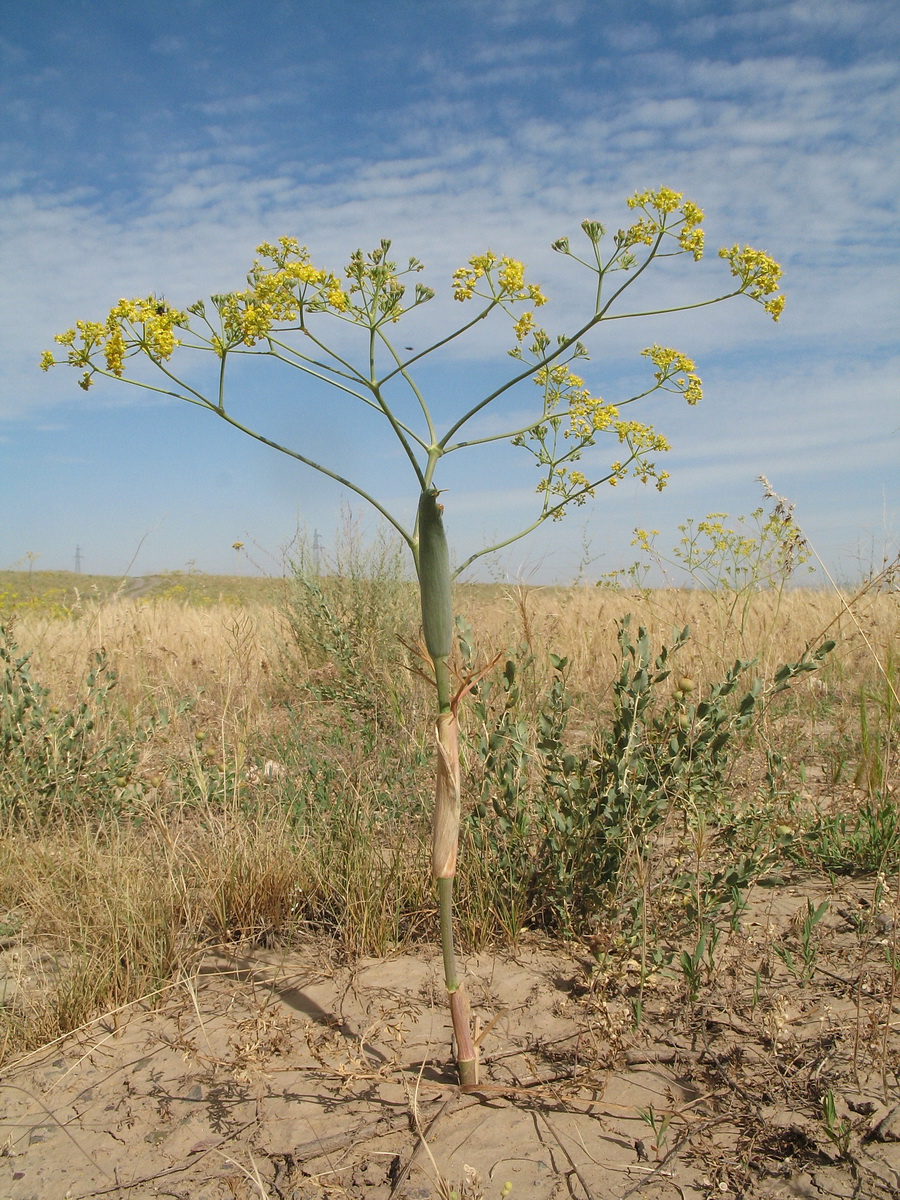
[{"left": 2, "top": 875, "right": 899, "bottom": 1200}]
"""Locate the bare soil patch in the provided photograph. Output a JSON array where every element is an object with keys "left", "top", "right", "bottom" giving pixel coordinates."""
[{"left": 2, "top": 871, "right": 899, "bottom": 1200}]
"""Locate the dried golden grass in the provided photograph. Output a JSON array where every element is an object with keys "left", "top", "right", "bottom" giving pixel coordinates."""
[
  {"left": 462, "top": 584, "right": 897, "bottom": 694},
  {"left": 12, "top": 585, "right": 898, "bottom": 717},
  {"left": 0, "top": 800, "right": 310, "bottom": 1055}
]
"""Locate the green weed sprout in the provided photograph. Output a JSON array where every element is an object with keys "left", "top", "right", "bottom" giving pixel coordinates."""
[{"left": 43, "top": 187, "right": 784, "bottom": 1085}]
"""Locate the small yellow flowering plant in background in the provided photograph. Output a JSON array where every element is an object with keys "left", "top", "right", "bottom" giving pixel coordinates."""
[
  {"left": 599, "top": 477, "right": 813, "bottom": 660},
  {"left": 42, "top": 187, "right": 784, "bottom": 1086}
]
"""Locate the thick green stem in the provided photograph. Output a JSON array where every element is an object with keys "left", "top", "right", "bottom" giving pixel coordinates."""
[{"left": 434, "top": 656, "right": 451, "bottom": 714}]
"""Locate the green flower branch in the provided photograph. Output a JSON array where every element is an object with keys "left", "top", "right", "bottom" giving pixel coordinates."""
[{"left": 44, "top": 189, "right": 782, "bottom": 558}]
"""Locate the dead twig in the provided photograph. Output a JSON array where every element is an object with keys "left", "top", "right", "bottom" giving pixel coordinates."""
[{"left": 265, "top": 1111, "right": 412, "bottom": 1162}]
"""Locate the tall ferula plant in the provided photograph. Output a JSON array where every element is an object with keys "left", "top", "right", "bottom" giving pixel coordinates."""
[{"left": 43, "top": 188, "right": 784, "bottom": 1085}]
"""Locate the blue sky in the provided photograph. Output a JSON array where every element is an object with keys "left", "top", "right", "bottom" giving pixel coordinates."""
[{"left": 1, "top": 0, "right": 897, "bottom": 584}]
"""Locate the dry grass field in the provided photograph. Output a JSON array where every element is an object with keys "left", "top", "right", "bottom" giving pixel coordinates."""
[{"left": 0, "top": 567, "right": 897, "bottom": 1199}]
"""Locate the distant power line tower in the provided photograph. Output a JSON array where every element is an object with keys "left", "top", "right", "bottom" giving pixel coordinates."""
[{"left": 74, "top": 546, "right": 83, "bottom": 573}]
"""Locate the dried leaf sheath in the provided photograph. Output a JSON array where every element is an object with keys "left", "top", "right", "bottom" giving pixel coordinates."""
[{"left": 432, "top": 710, "right": 461, "bottom": 878}]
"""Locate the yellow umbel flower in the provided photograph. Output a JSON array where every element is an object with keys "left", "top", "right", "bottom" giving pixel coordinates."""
[
  {"left": 718, "top": 245, "right": 785, "bottom": 321},
  {"left": 240, "top": 302, "right": 273, "bottom": 344},
  {"left": 104, "top": 324, "right": 127, "bottom": 376},
  {"left": 628, "top": 188, "right": 680, "bottom": 212},
  {"left": 682, "top": 201, "right": 704, "bottom": 228},
  {"left": 498, "top": 257, "right": 525, "bottom": 293},
  {"left": 764, "top": 294, "right": 786, "bottom": 321},
  {"left": 642, "top": 345, "right": 703, "bottom": 404},
  {"left": 513, "top": 312, "right": 535, "bottom": 341},
  {"left": 621, "top": 188, "right": 706, "bottom": 261},
  {"left": 452, "top": 252, "right": 547, "bottom": 306},
  {"left": 287, "top": 262, "right": 327, "bottom": 284},
  {"left": 679, "top": 227, "right": 705, "bottom": 261},
  {"left": 623, "top": 218, "right": 658, "bottom": 247},
  {"left": 614, "top": 419, "right": 670, "bottom": 454}
]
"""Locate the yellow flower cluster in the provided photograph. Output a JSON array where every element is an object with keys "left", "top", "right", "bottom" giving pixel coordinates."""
[
  {"left": 536, "top": 465, "right": 596, "bottom": 511},
  {"left": 679, "top": 227, "right": 705, "bottom": 259},
  {"left": 535, "top": 364, "right": 607, "bottom": 427},
  {"left": 718, "top": 245, "right": 785, "bottom": 320},
  {"left": 614, "top": 418, "right": 670, "bottom": 455},
  {"left": 607, "top": 420, "right": 672, "bottom": 491},
  {"left": 628, "top": 187, "right": 684, "bottom": 214},
  {"left": 568, "top": 391, "right": 618, "bottom": 439},
  {"left": 452, "top": 252, "right": 548, "bottom": 306},
  {"left": 533, "top": 363, "right": 566, "bottom": 392},
  {"left": 641, "top": 345, "right": 703, "bottom": 404},
  {"left": 524, "top": 354, "right": 674, "bottom": 506},
  {"left": 621, "top": 218, "right": 658, "bottom": 249},
  {"left": 108, "top": 298, "right": 185, "bottom": 361},
  {"left": 512, "top": 312, "right": 536, "bottom": 341},
  {"left": 534, "top": 365, "right": 616, "bottom": 438},
  {"left": 43, "top": 299, "right": 187, "bottom": 387},
  {"left": 255, "top": 236, "right": 305, "bottom": 267},
  {"left": 609, "top": 462, "right": 671, "bottom": 491},
  {"left": 693, "top": 515, "right": 758, "bottom": 559},
  {"left": 212, "top": 266, "right": 349, "bottom": 349},
  {"left": 234, "top": 238, "right": 353, "bottom": 340},
  {"left": 632, "top": 529, "right": 660, "bottom": 552},
  {"left": 681, "top": 200, "right": 703, "bottom": 226},
  {"left": 535, "top": 410, "right": 672, "bottom": 506},
  {"left": 498, "top": 258, "right": 525, "bottom": 293},
  {"left": 242, "top": 242, "right": 350, "bottom": 336},
  {"left": 621, "top": 188, "right": 706, "bottom": 261},
  {"left": 452, "top": 253, "right": 494, "bottom": 300},
  {"left": 44, "top": 321, "right": 102, "bottom": 389},
  {"left": 239, "top": 302, "right": 274, "bottom": 342},
  {"left": 105, "top": 325, "right": 127, "bottom": 376},
  {"left": 250, "top": 272, "right": 303, "bottom": 320},
  {"left": 254, "top": 237, "right": 343, "bottom": 296}
]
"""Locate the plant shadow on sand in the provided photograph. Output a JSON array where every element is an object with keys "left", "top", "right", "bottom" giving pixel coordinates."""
[{"left": 2, "top": 869, "right": 899, "bottom": 1200}]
